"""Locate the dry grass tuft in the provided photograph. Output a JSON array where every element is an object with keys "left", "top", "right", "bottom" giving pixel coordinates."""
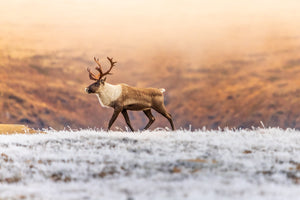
[{"left": 0, "top": 124, "right": 41, "bottom": 134}]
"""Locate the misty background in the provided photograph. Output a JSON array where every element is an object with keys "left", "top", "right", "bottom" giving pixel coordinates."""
[{"left": 1, "top": 0, "right": 300, "bottom": 130}]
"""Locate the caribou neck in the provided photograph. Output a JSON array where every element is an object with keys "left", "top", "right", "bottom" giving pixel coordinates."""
[{"left": 96, "top": 82, "right": 122, "bottom": 108}]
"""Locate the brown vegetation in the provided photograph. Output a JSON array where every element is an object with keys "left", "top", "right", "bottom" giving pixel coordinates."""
[
  {"left": 1, "top": 41, "right": 300, "bottom": 130},
  {"left": 1, "top": 1, "right": 300, "bottom": 130},
  {"left": 0, "top": 124, "right": 41, "bottom": 134}
]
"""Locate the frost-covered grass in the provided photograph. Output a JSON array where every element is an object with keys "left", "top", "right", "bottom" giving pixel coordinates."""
[{"left": 0, "top": 128, "right": 300, "bottom": 200}]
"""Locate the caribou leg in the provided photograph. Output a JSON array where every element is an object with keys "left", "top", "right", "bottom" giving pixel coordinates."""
[
  {"left": 153, "top": 105, "right": 175, "bottom": 131},
  {"left": 143, "top": 109, "right": 155, "bottom": 130},
  {"left": 121, "top": 109, "right": 134, "bottom": 132},
  {"left": 107, "top": 109, "right": 121, "bottom": 131}
]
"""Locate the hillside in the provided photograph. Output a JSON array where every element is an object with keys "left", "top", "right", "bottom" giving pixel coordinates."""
[
  {"left": 1, "top": 1, "right": 300, "bottom": 130},
  {"left": 1, "top": 42, "right": 300, "bottom": 130}
]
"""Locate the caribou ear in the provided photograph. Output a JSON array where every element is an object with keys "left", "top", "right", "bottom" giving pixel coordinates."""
[{"left": 100, "top": 77, "right": 106, "bottom": 84}]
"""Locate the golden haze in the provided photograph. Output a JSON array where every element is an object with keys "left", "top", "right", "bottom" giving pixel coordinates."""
[{"left": 1, "top": 0, "right": 300, "bottom": 129}]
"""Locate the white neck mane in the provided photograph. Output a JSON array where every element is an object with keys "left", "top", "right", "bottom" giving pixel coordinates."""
[{"left": 96, "top": 83, "right": 122, "bottom": 108}]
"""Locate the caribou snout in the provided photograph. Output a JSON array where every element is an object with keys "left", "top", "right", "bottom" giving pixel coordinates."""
[{"left": 85, "top": 88, "right": 91, "bottom": 94}]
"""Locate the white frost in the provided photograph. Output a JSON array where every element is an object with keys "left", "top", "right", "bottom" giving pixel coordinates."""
[{"left": 0, "top": 128, "right": 300, "bottom": 200}]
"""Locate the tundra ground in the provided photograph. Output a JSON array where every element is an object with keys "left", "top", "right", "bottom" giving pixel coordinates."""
[{"left": 0, "top": 128, "right": 299, "bottom": 200}]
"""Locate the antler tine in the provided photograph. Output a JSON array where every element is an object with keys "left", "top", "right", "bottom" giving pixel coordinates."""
[
  {"left": 93, "top": 57, "right": 103, "bottom": 75},
  {"left": 103, "top": 57, "right": 116, "bottom": 75},
  {"left": 87, "top": 67, "right": 99, "bottom": 81},
  {"left": 107, "top": 57, "right": 117, "bottom": 65}
]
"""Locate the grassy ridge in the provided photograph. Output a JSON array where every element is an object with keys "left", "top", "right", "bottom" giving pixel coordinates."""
[
  {"left": 1, "top": 46, "right": 300, "bottom": 130},
  {"left": 1, "top": 19, "right": 300, "bottom": 130}
]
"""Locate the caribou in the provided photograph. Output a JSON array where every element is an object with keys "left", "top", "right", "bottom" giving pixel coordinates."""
[{"left": 85, "top": 57, "right": 175, "bottom": 131}]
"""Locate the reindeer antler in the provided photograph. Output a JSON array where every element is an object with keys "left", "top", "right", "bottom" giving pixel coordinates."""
[
  {"left": 87, "top": 67, "right": 99, "bottom": 81},
  {"left": 102, "top": 57, "right": 117, "bottom": 76},
  {"left": 87, "top": 57, "right": 117, "bottom": 81},
  {"left": 94, "top": 57, "right": 104, "bottom": 75}
]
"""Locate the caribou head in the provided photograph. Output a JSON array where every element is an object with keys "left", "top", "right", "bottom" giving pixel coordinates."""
[{"left": 85, "top": 57, "right": 116, "bottom": 94}]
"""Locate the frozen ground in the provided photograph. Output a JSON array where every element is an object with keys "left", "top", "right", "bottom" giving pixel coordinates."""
[{"left": 0, "top": 128, "right": 300, "bottom": 200}]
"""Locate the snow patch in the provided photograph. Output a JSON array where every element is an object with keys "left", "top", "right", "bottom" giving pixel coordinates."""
[{"left": 0, "top": 128, "right": 300, "bottom": 200}]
